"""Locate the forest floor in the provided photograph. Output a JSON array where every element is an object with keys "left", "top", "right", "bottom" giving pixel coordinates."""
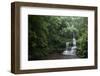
[
  {"left": 29, "top": 52, "right": 82, "bottom": 61},
  {"left": 46, "top": 52, "right": 80, "bottom": 60}
]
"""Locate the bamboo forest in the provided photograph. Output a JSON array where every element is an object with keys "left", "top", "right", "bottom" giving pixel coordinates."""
[{"left": 28, "top": 15, "right": 88, "bottom": 60}]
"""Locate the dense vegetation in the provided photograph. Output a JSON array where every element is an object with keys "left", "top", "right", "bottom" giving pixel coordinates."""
[{"left": 28, "top": 15, "right": 88, "bottom": 60}]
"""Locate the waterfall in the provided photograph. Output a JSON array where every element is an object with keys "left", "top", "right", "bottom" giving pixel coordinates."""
[
  {"left": 70, "top": 38, "right": 77, "bottom": 55},
  {"left": 62, "top": 32, "right": 77, "bottom": 55}
]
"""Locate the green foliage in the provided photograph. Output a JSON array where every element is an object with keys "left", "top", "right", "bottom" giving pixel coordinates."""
[
  {"left": 28, "top": 15, "right": 49, "bottom": 60},
  {"left": 28, "top": 15, "right": 88, "bottom": 60},
  {"left": 76, "top": 18, "right": 88, "bottom": 58}
]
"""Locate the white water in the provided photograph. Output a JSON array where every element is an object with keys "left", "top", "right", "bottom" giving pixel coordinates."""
[{"left": 62, "top": 37, "right": 77, "bottom": 55}]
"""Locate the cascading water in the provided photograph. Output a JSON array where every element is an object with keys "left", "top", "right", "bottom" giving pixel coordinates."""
[
  {"left": 70, "top": 38, "right": 77, "bottom": 55},
  {"left": 62, "top": 32, "right": 77, "bottom": 55}
]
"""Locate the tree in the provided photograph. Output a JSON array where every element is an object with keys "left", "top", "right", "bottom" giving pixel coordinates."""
[{"left": 28, "top": 15, "right": 88, "bottom": 60}]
